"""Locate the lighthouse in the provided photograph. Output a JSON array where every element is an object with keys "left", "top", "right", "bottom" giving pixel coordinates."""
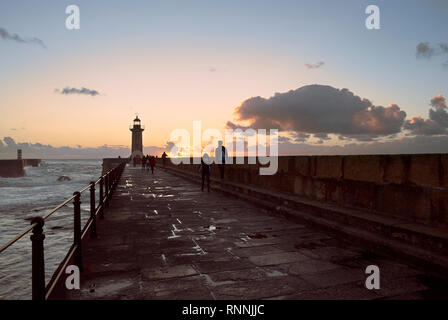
[{"left": 130, "top": 116, "right": 145, "bottom": 160}]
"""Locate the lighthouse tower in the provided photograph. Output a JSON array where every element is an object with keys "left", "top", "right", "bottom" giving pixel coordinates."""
[{"left": 130, "top": 116, "right": 145, "bottom": 160}]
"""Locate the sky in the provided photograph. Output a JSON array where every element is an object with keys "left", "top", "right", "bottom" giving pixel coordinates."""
[{"left": 1, "top": 0, "right": 448, "bottom": 158}]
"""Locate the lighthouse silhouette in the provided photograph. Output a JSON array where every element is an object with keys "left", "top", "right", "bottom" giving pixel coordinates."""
[{"left": 130, "top": 115, "right": 144, "bottom": 160}]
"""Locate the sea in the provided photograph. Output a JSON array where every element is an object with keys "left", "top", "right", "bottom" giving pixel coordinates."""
[{"left": 0, "top": 159, "right": 103, "bottom": 299}]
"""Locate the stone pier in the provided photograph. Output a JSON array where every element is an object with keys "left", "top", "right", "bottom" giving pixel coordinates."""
[
  {"left": 0, "top": 159, "right": 41, "bottom": 177},
  {"left": 62, "top": 165, "right": 448, "bottom": 300}
]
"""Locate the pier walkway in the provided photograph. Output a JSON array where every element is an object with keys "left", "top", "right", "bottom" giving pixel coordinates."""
[{"left": 65, "top": 166, "right": 446, "bottom": 300}]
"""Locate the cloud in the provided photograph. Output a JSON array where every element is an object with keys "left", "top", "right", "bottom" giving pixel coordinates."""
[
  {"left": 227, "top": 84, "right": 406, "bottom": 141},
  {"left": 165, "top": 141, "right": 175, "bottom": 150},
  {"left": 277, "top": 134, "right": 448, "bottom": 155},
  {"left": 429, "top": 94, "right": 448, "bottom": 127},
  {"left": 144, "top": 141, "right": 176, "bottom": 156},
  {"left": 292, "top": 132, "right": 310, "bottom": 143},
  {"left": 225, "top": 121, "right": 251, "bottom": 131},
  {"left": 416, "top": 42, "right": 434, "bottom": 58},
  {"left": 277, "top": 136, "right": 291, "bottom": 143},
  {"left": 313, "top": 133, "right": 331, "bottom": 144},
  {"left": 416, "top": 42, "right": 448, "bottom": 64},
  {"left": 0, "top": 27, "right": 46, "bottom": 48},
  {"left": 404, "top": 94, "right": 448, "bottom": 135},
  {"left": 3, "top": 136, "right": 16, "bottom": 146},
  {"left": 0, "top": 137, "right": 177, "bottom": 159},
  {"left": 305, "top": 61, "right": 325, "bottom": 69},
  {"left": 56, "top": 87, "right": 100, "bottom": 96}
]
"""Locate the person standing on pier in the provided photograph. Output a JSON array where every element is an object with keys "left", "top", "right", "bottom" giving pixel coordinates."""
[
  {"left": 146, "top": 155, "right": 151, "bottom": 172},
  {"left": 215, "top": 140, "right": 228, "bottom": 180},
  {"left": 149, "top": 155, "right": 156, "bottom": 174},
  {"left": 162, "top": 152, "right": 167, "bottom": 166},
  {"left": 199, "top": 153, "right": 211, "bottom": 192}
]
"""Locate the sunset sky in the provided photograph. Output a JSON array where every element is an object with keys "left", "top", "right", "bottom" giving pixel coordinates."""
[{"left": 1, "top": 0, "right": 448, "bottom": 158}]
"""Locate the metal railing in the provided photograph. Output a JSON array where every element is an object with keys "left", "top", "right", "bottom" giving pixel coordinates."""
[{"left": 0, "top": 162, "right": 126, "bottom": 300}]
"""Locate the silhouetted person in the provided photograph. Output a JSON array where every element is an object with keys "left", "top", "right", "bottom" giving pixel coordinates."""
[
  {"left": 199, "top": 153, "right": 211, "bottom": 192},
  {"left": 215, "top": 140, "right": 227, "bottom": 180},
  {"left": 150, "top": 156, "right": 156, "bottom": 174},
  {"left": 162, "top": 152, "right": 167, "bottom": 166},
  {"left": 145, "top": 155, "right": 150, "bottom": 172},
  {"left": 141, "top": 156, "right": 146, "bottom": 169}
]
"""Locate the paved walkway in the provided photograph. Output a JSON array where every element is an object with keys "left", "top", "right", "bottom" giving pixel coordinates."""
[{"left": 67, "top": 165, "right": 447, "bottom": 300}]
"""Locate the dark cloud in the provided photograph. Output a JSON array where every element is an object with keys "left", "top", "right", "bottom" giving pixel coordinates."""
[
  {"left": 429, "top": 94, "right": 448, "bottom": 127},
  {"left": 292, "top": 132, "right": 310, "bottom": 143},
  {"left": 0, "top": 27, "right": 46, "bottom": 48},
  {"left": 225, "top": 121, "right": 252, "bottom": 131},
  {"left": 277, "top": 136, "right": 291, "bottom": 143},
  {"left": 416, "top": 42, "right": 434, "bottom": 58},
  {"left": 313, "top": 133, "right": 330, "bottom": 140},
  {"left": 313, "top": 133, "right": 331, "bottom": 144},
  {"left": 56, "top": 87, "right": 100, "bottom": 96},
  {"left": 440, "top": 43, "right": 448, "bottom": 53},
  {"left": 404, "top": 94, "right": 448, "bottom": 135},
  {"left": 305, "top": 61, "right": 325, "bottom": 69},
  {"left": 404, "top": 117, "right": 445, "bottom": 135},
  {"left": 416, "top": 42, "right": 448, "bottom": 64},
  {"left": 228, "top": 85, "right": 406, "bottom": 141},
  {"left": 431, "top": 94, "right": 447, "bottom": 109}
]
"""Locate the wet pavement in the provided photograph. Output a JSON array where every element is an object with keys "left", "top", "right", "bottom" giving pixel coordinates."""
[{"left": 66, "top": 165, "right": 448, "bottom": 300}]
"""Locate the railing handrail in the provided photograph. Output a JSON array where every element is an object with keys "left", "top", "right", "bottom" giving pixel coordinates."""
[
  {"left": 0, "top": 165, "right": 120, "bottom": 255},
  {"left": 0, "top": 223, "right": 37, "bottom": 254},
  {"left": 0, "top": 161, "right": 126, "bottom": 300}
]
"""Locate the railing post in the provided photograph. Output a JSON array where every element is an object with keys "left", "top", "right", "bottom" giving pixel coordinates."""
[
  {"left": 105, "top": 174, "right": 109, "bottom": 208},
  {"left": 73, "top": 191, "right": 82, "bottom": 271},
  {"left": 99, "top": 177, "right": 104, "bottom": 219},
  {"left": 90, "top": 181, "right": 97, "bottom": 238},
  {"left": 110, "top": 170, "right": 115, "bottom": 200},
  {"left": 30, "top": 217, "right": 45, "bottom": 300}
]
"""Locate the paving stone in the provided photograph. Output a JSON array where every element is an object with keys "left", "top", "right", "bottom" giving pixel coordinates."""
[
  {"left": 194, "top": 258, "right": 254, "bottom": 274},
  {"left": 61, "top": 167, "right": 446, "bottom": 300},
  {"left": 231, "top": 245, "right": 284, "bottom": 258},
  {"left": 141, "top": 265, "right": 198, "bottom": 280},
  {"left": 211, "top": 278, "right": 314, "bottom": 300},
  {"left": 299, "top": 267, "right": 366, "bottom": 288},
  {"left": 206, "top": 268, "right": 267, "bottom": 283},
  {"left": 249, "top": 252, "right": 310, "bottom": 266},
  {"left": 268, "top": 281, "right": 383, "bottom": 300},
  {"left": 266, "top": 259, "right": 341, "bottom": 275}
]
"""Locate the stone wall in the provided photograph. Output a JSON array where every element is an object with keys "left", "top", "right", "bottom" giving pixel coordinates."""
[
  {"left": 102, "top": 158, "right": 128, "bottom": 174},
  {"left": 0, "top": 159, "right": 42, "bottom": 177},
  {"left": 23, "top": 159, "right": 41, "bottom": 167},
  {"left": 0, "top": 160, "right": 25, "bottom": 177},
  {"left": 159, "top": 154, "right": 448, "bottom": 228}
]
